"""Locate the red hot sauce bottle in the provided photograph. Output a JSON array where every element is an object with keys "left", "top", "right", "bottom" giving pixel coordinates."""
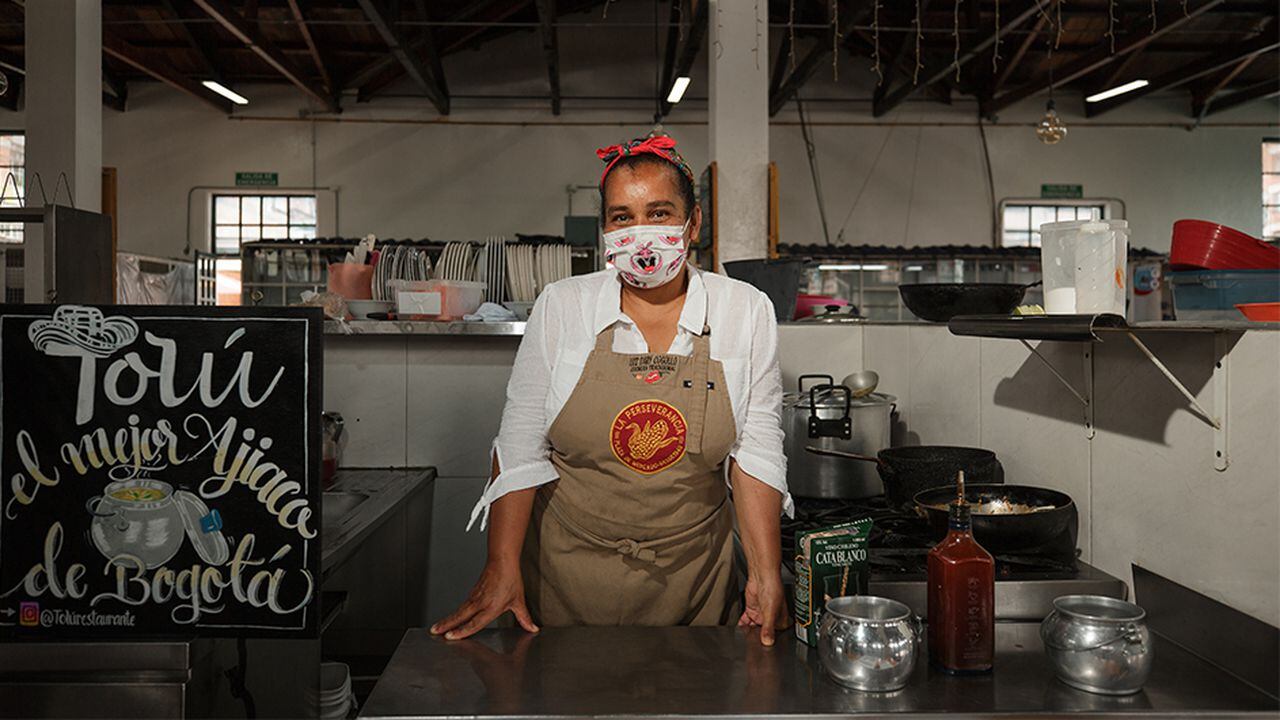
[{"left": 927, "top": 471, "right": 995, "bottom": 674}]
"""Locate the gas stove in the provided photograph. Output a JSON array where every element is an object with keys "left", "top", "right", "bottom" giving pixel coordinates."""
[{"left": 779, "top": 496, "right": 1127, "bottom": 621}]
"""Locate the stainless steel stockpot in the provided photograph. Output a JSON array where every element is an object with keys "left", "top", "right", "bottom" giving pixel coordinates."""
[
  {"left": 818, "top": 595, "right": 920, "bottom": 693},
  {"left": 1040, "top": 595, "right": 1153, "bottom": 696},
  {"left": 783, "top": 374, "right": 895, "bottom": 500}
]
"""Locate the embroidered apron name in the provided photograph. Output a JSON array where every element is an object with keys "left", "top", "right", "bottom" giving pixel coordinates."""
[{"left": 627, "top": 355, "right": 679, "bottom": 384}]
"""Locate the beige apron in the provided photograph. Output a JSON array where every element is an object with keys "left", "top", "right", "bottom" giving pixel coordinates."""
[{"left": 522, "top": 314, "right": 739, "bottom": 627}]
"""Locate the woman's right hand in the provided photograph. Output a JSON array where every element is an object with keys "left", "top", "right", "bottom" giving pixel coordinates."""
[{"left": 429, "top": 560, "right": 540, "bottom": 640}]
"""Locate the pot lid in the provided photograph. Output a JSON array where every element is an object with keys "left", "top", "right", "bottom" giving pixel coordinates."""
[
  {"left": 174, "top": 491, "right": 230, "bottom": 565},
  {"left": 790, "top": 389, "right": 896, "bottom": 410}
]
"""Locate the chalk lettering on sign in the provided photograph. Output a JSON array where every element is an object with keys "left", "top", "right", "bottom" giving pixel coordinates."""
[{"left": 2, "top": 306, "right": 319, "bottom": 638}]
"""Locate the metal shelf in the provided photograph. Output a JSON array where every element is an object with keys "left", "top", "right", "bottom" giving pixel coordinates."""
[{"left": 947, "top": 313, "right": 1235, "bottom": 470}]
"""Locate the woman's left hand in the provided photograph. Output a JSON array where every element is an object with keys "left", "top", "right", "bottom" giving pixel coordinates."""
[{"left": 738, "top": 571, "right": 790, "bottom": 646}]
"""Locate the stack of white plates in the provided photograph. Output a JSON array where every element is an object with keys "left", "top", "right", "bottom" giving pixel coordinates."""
[
  {"left": 505, "top": 243, "right": 537, "bottom": 303},
  {"left": 476, "top": 236, "right": 507, "bottom": 304},
  {"left": 533, "top": 243, "right": 572, "bottom": 295},
  {"left": 371, "top": 245, "right": 431, "bottom": 302},
  {"left": 434, "top": 242, "right": 476, "bottom": 282}
]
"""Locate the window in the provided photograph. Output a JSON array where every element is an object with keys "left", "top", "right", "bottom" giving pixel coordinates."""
[
  {"left": 211, "top": 194, "right": 317, "bottom": 305},
  {"left": 1263, "top": 138, "right": 1280, "bottom": 240},
  {"left": 0, "top": 133, "right": 23, "bottom": 244},
  {"left": 998, "top": 200, "right": 1115, "bottom": 248}
]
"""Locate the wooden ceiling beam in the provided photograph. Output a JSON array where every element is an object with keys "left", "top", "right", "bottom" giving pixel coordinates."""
[
  {"left": 1085, "top": 29, "right": 1278, "bottom": 116},
  {"left": 192, "top": 0, "right": 337, "bottom": 111},
  {"left": 1192, "top": 51, "right": 1270, "bottom": 120},
  {"left": 355, "top": 0, "right": 448, "bottom": 113},
  {"left": 657, "top": 0, "right": 707, "bottom": 118},
  {"left": 286, "top": 0, "right": 334, "bottom": 97},
  {"left": 982, "top": 0, "right": 1227, "bottom": 118},
  {"left": 876, "top": 0, "right": 1044, "bottom": 117},
  {"left": 1199, "top": 76, "right": 1280, "bottom": 116},
  {"left": 533, "top": 0, "right": 562, "bottom": 115},
  {"left": 102, "top": 32, "right": 232, "bottom": 113},
  {"left": 156, "top": 0, "right": 227, "bottom": 85}
]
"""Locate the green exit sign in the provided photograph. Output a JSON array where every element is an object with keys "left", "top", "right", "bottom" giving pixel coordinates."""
[
  {"left": 1041, "top": 183, "right": 1083, "bottom": 199},
  {"left": 236, "top": 171, "right": 278, "bottom": 187}
]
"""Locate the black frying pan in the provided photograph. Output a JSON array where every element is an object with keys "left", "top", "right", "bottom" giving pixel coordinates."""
[
  {"left": 898, "top": 282, "right": 1041, "bottom": 323},
  {"left": 804, "top": 445, "right": 1004, "bottom": 508},
  {"left": 913, "top": 484, "right": 1078, "bottom": 553}
]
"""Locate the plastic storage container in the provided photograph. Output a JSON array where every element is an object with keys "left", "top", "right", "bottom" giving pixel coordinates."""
[
  {"left": 1169, "top": 270, "right": 1280, "bottom": 321},
  {"left": 390, "top": 279, "right": 486, "bottom": 320},
  {"left": 1039, "top": 219, "right": 1128, "bottom": 315}
]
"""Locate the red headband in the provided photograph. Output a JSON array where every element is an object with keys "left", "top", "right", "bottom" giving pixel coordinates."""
[{"left": 596, "top": 135, "right": 695, "bottom": 186}]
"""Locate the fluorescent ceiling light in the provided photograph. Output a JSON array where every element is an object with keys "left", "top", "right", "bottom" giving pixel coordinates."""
[
  {"left": 666, "top": 76, "right": 691, "bottom": 104},
  {"left": 818, "top": 264, "right": 889, "bottom": 271},
  {"left": 1085, "top": 79, "right": 1149, "bottom": 104},
  {"left": 203, "top": 81, "right": 249, "bottom": 105},
  {"left": 904, "top": 265, "right": 925, "bottom": 272}
]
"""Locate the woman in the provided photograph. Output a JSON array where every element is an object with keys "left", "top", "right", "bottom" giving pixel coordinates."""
[{"left": 431, "top": 134, "right": 792, "bottom": 645}]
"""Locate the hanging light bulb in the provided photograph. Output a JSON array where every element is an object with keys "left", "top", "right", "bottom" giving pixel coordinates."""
[{"left": 1036, "top": 99, "right": 1067, "bottom": 144}]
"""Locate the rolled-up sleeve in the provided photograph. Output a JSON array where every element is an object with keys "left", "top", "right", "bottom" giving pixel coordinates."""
[
  {"left": 466, "top": 286, "right": 562, "bottom": 531},
  {"left": 729, "top": 290, "right": 794, "bottom": 517}
]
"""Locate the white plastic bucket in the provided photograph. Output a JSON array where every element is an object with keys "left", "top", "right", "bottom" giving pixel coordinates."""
[{"left": 317, "top": 662, "right": 353, "bottom": 720}]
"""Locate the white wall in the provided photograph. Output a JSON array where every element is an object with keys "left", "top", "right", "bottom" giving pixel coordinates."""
[
  {"left": 325, "top": 324, "right": 1280, "bottom": 628},
  {"left": 78, "top": 82, "right": 1274, "bottom": 262}
]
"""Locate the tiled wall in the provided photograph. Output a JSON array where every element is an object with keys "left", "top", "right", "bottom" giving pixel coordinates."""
[{"left": 324, "top": 325, "right": 1280, "bottom": 626}]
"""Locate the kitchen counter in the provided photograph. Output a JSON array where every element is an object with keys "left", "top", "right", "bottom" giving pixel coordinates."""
[
  {"left": 325, "top": 318, "right": 1280, "bottom": 336},
  {"left": 322, "top": 467, "right": 435, "bottom": 578},
  {"left": 359, "top": 625, "right": 1277, "bottom": 719}
]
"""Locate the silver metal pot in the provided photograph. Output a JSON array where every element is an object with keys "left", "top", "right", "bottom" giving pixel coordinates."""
[
  {"left": 819, "top": 595, "right": 920, "bottom": 693},
  {"left": 783, "top": 374, "right": 894, "bottom": 499},
  {"left": 1040, "top": 595, "right": 1153, "bottom": 696}
]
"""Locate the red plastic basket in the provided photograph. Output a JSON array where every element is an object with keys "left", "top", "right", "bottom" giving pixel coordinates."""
[{"left": 1170, "top": 219, "right": 1280, "bottom": 270}]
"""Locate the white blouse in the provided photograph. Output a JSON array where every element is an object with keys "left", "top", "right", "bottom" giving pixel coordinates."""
[{"left": 467, "top": 267, "right": 793, "bottom": 530}]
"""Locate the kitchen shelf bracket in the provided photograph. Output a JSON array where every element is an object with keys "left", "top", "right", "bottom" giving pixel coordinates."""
[
  {"left": 1018, "top": 339, "right": 1094, "bottom": 438},
  {"left": 950, "top": 314, "right": 1231, "bottom": 468}
]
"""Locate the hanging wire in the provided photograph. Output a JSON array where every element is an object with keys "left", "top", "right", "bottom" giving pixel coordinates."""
[
  {"left": 835, "top": 124, "right": 896, "bottom": 243},
  {"left": 602, "top": 0, "right": 617, "bottom": 19},
  {"left": 912, "top": 0, "right": 924, "bottom": 84},
  {"left": 1056, "top": 0, "right": 1063, "bottom": 48},
  {"left": 1151, "top": 0, "right": 1158, "bottom": 33},
  {"left": 1182, "top": 0, "right": 1189, "bottom": 17},
  {"left": 871, "top": 1, "right": 883, "bottom": 83},
  {"left": 831, "top": 0, "right": 840, "bottom": 80},
  {"left": 1107, "top": 0, "right": 1117, "bottom": 53},
  {"left": 795, "top": 96, "right": 832, "bottom": 246},
  {"left": 992, "top": 0, "right": 1001, "bottom": 73},
  {"left": 952, "top": 0, "right": 962, "bottom": 82},
  {"left": 789, "top": 0, "right": 797, "bottom": 70}
]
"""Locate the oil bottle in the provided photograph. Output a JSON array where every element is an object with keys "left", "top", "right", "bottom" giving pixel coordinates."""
[{"left": 926, "top": 471, "right": 995, "bottom": 673}]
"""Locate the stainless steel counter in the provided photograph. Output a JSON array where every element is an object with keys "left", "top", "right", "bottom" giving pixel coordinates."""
[
  {"left": 322, "top": 468, "right": 435, "bottom": 578},
  {"left": 359, "top": 625, "right": 1277, "bottom": 719}
]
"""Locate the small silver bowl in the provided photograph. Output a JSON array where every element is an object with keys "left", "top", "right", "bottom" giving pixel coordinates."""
[
  {"left": 1041, "top": 595, "right": 1153, "bottom": 696},
  {"left": 818, "top": 595, "right": 920, "bottom": 693}
]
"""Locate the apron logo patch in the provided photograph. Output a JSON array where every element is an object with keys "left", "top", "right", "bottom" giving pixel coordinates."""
[
  {"left": 638, "top": 370, "right": 663, "bottom": 384},
  {"left": 610, "top": 399, "right": 687, "bottom": 474}
]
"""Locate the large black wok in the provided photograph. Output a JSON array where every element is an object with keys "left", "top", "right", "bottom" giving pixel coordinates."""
[
  {"left": 913, "top": 484, "right": 1078, "bottom": 553},
  {"left": 803, "top": 445, "right": 1004, "bottom": 508},
  {"left": 899, "top": 283, "right": 1035, "bottom": 322}
]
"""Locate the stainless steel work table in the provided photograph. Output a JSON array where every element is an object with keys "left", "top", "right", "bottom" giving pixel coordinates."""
[{"left": 359, "top": 625, "right": 1277, "bottom": 719}]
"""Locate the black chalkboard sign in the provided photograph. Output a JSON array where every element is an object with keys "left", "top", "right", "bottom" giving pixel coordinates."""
[{"left": 0, "top": 305, "right": 322, "bottom": 638}]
